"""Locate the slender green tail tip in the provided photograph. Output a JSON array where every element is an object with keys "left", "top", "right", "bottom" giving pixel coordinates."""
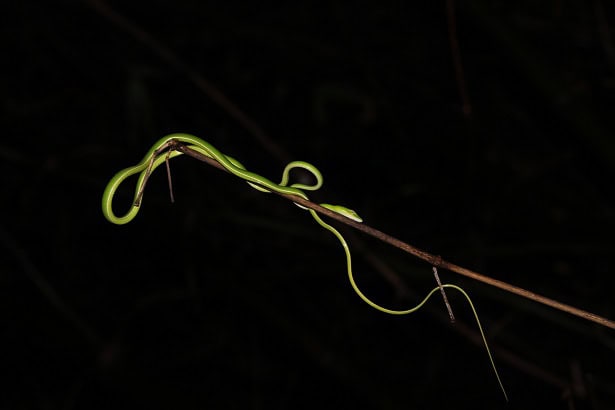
[
  {"left": 495, "top": 372, "right": 509, "bottom": 402},
  {"left": 436, "top": 285, "right": 508, "bottom": 401}
]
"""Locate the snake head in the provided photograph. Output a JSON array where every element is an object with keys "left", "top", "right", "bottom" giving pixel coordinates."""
[{"left": 320, "top": 204, "right": 363, "bottom": 222}]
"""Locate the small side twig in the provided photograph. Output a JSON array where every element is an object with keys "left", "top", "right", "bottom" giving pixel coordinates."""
[
  {"left": 169, "top": 140, "right": 615, "bottom": 330},
  {"left": 433, "top": 266, "right": 455, "bottom": 323},
  {"left": 164, "top": 149, "right": 175, "bottom": 203}
]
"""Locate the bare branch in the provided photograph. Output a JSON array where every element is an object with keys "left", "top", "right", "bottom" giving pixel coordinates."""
[{"left": 169, "top": 140, "right": 615, "bottom": 330}]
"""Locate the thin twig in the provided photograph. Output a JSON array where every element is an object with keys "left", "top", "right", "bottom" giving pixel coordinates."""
[
  {"left": 170, "top": 140, "right": 615, "bottom": 331},
  {"left": 433, "top": 266, "right": 456, "bottom": 323}
]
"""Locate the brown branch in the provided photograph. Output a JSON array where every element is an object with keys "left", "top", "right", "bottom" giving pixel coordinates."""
[{"left": 169, "top": 140, "right": 615, "bottom": 330}]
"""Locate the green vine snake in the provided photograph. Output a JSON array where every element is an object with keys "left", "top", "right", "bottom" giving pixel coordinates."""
[{"left": 102, "top": 133, "right": 507, "bottom": 400}]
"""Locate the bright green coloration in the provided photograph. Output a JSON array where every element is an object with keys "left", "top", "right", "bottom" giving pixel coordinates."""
[
  {"left": 102, "top": 133, "right": 507, "bottom": 400},
  {"left": 320, "top": 203, "right": 363, "bottom": 222},
  {"left": 102, "top": 133, "right": 347, "bottom": 225}
]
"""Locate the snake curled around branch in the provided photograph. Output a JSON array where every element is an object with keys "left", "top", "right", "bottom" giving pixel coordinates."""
[{"left": 101, "top": 133, "right": 507, "bottom": 400}]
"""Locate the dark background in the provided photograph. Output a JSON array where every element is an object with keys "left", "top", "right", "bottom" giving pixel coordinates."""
[{"left": 3, "top": 1, "right": 615, "bottom": 408}]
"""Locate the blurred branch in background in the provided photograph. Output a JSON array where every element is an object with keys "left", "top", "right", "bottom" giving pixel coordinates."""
[{"left": 85, "top": 0, "right": 291, "bottom": 162}]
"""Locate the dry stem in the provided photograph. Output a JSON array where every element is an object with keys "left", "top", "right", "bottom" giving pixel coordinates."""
[{"left": 170, "top": 140, "right": 615, "bottom": 330}]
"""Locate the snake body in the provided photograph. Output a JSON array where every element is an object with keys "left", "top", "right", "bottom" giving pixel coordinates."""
[
  {"left": 102, "top": 133, "right": 361, "bottom": 225},
  {"left": 102, "top": 133, "right": 506, "bottom": 400}
]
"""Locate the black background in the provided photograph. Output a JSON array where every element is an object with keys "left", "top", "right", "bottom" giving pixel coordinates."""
[{"left": 3, "top": 1, "right": 615, "bottom": 408}]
